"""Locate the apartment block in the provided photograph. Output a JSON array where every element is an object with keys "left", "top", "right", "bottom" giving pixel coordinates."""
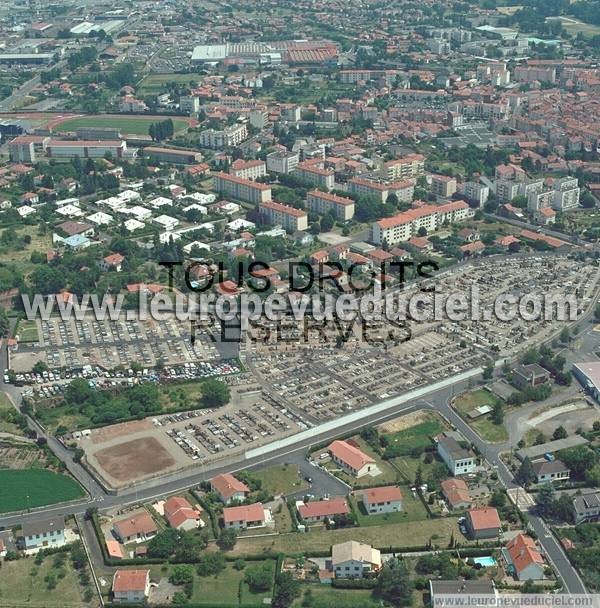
[
  {"left": 348, "top": 177, "right": 414, "bottom": 204},
  {"left": 372, "top": 200, "right": 472, "bottom": 246},
  {"left": 294, "top": 161, "right": 335, "bottom": 189},
  {"left": 199, "top": 123, "right": 248, "bottom": 149},
  {"left": 8, "top": 135, "right": 49, "bottom": 163},
  {"left": 514, "top": 66, "right": 556, "bottom": 84},
  {"left": 552, "top": 177, "right": 580, "bottom": 211},
  {"left": 382, "top": 154, "right": 425, "bottom": 180},
  {"left": 266, "top": 150, "right": 299, "bottom": 174},
  {"left": 229, "top": 159, "right": 266, "bottom": 181},
  {"left": 460, "top": 181, "right": 489, "bottom": 206},
  {"left": 431, "top": 174, "right": 457, "bottom": 198},
  {"left": 46, "top": 139, "right": 127, "bottom": 159},
  {"left": 180, "top": 95, "right": 200, "bottom": 114},
  {"left": 259, "top": 200, "right": 308, "bottom": 232},
  {"left": 306, "top": 190, "right": 355, "bottom": 221},
  {"left": 214, "top": 173, "right": 272, "bottom": 204}
]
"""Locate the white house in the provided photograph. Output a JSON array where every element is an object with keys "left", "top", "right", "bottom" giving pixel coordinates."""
[
  {"left": 222, "top": 502, "right": 266, "bottom": 530},
  {"left": 147, "top": 196, "right": 173, "bottom": 209},
  {"left": 22, "top": 516, "right": 65, "bottom": 550},
  {"left": 361, "top": 486, "right": 403, "bottom": 514},
  {"left": 112, "top": 569, "right": 150, "bottom": 604},
  {"left": 87, "top": 211, "right": 114, "bottom": 226},
  {"left": 153, "top": 214, "right": 179, "bottom": 231},
  {"left": 532, "top": 459, "right": 570, "bottom": 484},
  {"left": 211, "top": 473, "right": 250, "bottom": 504},
  {"left": 437, "top": 435, "right": 475, "bottom": 476},
  {"left": 123, "top": 218, "right": 145, "bottom": 232},
  {"left": 331, "top": 541, "right": 381, "bottom": 579},
  {"left": 327, "top": 440, "right": 375, "bottom": 478}
]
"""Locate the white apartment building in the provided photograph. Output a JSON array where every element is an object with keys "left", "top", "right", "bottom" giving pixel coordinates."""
[
  {"left": 214, "top": 173, "right": 272, "bottom": 204},
  {"left": 382, "top": 154, "right": 425, "bottom": 180},
  {"left": 259, "top": 200, "right": 308, "bottom": 232},
  {"left": 266, "top": 150, "right": 299, "bottom": 174},
  {"left": 229, "top": 159, "right": 266, "bottom": 181},
  {"left": 306, "top": 190, "right": 355, "bottom": 221},
  {"left": 372, "top": 200, "right": 472, "bottom": 246},
  {"left": 461, "top": 181, "right": 489, "bottom": 206},
  {"left": 437, "top": 436, "right": 476, "bottom": 476},
  {"left": 180, "top": 95, "right": 200, "bottom": 114},
  {"left": 552, "top": 177, "right": 580, "bottom": 211},
  {"left": 348, "top": 177, "right": 414, "bottom": 204},
  {"left": 294, "top": 161, "right": 335, "bottom": 189},
  {"left": 199, "top": 123, "right": 248, "bottom": 149}
]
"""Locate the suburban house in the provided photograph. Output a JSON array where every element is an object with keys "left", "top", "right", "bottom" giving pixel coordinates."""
[
  {"left": 112, "top": 569, "right": 150, "bottom": 603},
  {"left": 512, "top": 364, "right": 551, "bottom": 390},
  {"left": 298, "top": 498, "right": 350, "bottom": 523},
  {"left": 331, "top": 541, "right": 381, "bottom": 578},
  {"left": 22, "top": 516, "right": 65, "bottom": 550},
  {"left": 429, "top": 580, "right": 496, "bottom": 603},
  {"left": 101, "top": 253, "right": 125, "bottom": 272},
  {"left": 328, "top": 440, "right": 376, "bottom": 477},
  {"left": 163, "top": 496, "right": 203, "bottom": 531},
  {"left": 504, "top": 534, "right": 545, "bottom": 581},
  {"left": 210, "top": 473, "right": 251, "bottom": 504},
  {"left": 465, "top": 507, "right": 502, "bottom": 540},
  {"left": 106, "top": 539, "right": 125, "bottom": 560},
  {"left": 360, "top": 486, "right": 403, "bottom": 514},
  {"left": 532, "top": 459, "right": 570, "bottom": 484},
  {"left": 573, "top": 491, "right": 600, "bottom": 524},
  {"left": 441, "top": 478, "right": 473, "bottom": 510},
  {"left": 436, "top": 435, "right": 475, "bottom": 476},
  {"left": 222, "top": 502, "right": 266, "bottom": 530},
  {"left": 112, "top": 512, "right": 158, "bottom": 543}
]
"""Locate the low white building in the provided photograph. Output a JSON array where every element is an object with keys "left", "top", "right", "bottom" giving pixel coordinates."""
[
  {"left": 87, "top": 211, "right": 114, "bottom": 226},
  {"left": 361, "top": 486, "right": 403, "bottom": 514},
  {"left": 112, "top": 570, "right": 150, "bottom": 604},
  {"left": 153, "top": 215, "right": 179, "bottom": 231},
  {"left": 437, "top": 435, "right": 475, "bottom": 476},
  {"left": 123, "top": 218, "right": 145, "bottom": 232},
  {"left": 331, "top": 541, "right": 381, "bottom": 579}
]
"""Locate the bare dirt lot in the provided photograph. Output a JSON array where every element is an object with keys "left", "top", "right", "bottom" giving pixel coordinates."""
[
  {"left": 91, "top": 419, "right": 153, "bottom": 445},
  {"left": 94, "top": 437, "right": 176, "bottom": 483},
  {"left": 378, "top": 410, "right": 433, "bottom": 434}
]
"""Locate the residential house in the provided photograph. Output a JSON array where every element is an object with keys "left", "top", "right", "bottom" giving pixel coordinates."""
[
  {"left": 21, "top": 516, "right": 65, "bottom": 550},
  {"left": 223, "top": 503, "right": 266, "bottom": 530},
  {"left": 210, "top": 473, "right": 250, "bottom": 504},
  {"left": 441, "top": 478, "right": 473, "bottom": 510},
  {"left": 573, "top": 491, "right": 600, "bottom": 524},
  {"left": 101, "top": 253, "right": 125, "bottom": 272},
  {"left": 465, "top": 507, "right": 501, "bottom": 540},
  {"left": 112, "top": 569, "right": 150, "bottom": 603},
  {"left": 298, "top": 498, "right": 350, "bottom": 523},
  {"left": 163, "top": 496, "right": 203, "bottom": 531},
  {"left": 437, "top": 436, "right": 475, "bottom": 476},
  {"left": 512, "top": 364, "right": 550, "bottom": 390},
  {"left": 532, "top": 459, "right": 570, "bottom": 484},
  {"left": 331, "top": 541, "right": 381, "bottom": 578},
  {"left": 112, "top": 512, "right": 158, "bottom": 543},
  {"left": 360, "top": 486, "right": 403, "bottom": 514},
  {"left": 327, "top": 440, "right": 375, "bottom": 477},
  {"left": 504, "top": 534, "right": 545, "bottom": 581}
]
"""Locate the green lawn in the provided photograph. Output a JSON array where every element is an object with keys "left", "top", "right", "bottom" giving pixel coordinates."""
[
  {"left": 453, "top": 389, "right": 508, "bottom": 443},
  {"left": 381, "top": 418, "right": 444, "bottom": 453},
  {"left": 138, "top": 74, "right": 203, "bottom": 95},
  {"left": 552, "top": 16, "right": 600, "bottom": 38},
  {"left": 0, "top": 469, "right": 85, "bottom": 513},
  {"left": 0, "top": 392, "right": 24, "bottom": 436},
  {"left": 18, "top": 320, "right": 39, "bottom": 343},
  {"left": 351, "top": 485, "right": 428, "bottom": 527},
  {"left": 55, "top": 115, "right": 190, "bottom": 136},
  {"left": 233, "top": 518, "right": 461, "bottom": 556},
  {"left": 0, "top": 552, "right": 89, "bottom": 607},
  {"left": 293, "top": 586, "right": 381, "bottom": 608},
  {"left": 252, "top": 464, "right": 309, "bottom": 497}
]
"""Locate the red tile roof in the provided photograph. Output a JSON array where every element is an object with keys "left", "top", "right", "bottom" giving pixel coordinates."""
[
  {"left": 362, "top": 486, "right": 403, "bottom": 504},
  {"left": 113, "top": 512, "right": 157, "bottom": 539},
  {"left": 298, "top": 497, "right": 349, "bottom": 519},
  {"left": 164, "top": 496, "right": 201, "bottom": 529},
  {"left": 467, "top": 507, "right": 501, "bottom": 531},
  {"left": 211, "top": 473, "right": 250, "bottom": 499},
  {"left": 328, "top": 440, "right": 375, "bottom": 471},
  {"left": 112, "top": 569, "right": 149, "bottom": 593},
  {"left": 507, "top": 534, "right": 544, "bottom": 574},
  {"left": 223, "top": 502, "right": 264, "bottom": 524}
]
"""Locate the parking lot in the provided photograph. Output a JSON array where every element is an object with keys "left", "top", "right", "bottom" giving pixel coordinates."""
[{"left": 11, "top": 314, "right": 218, "bottom": 372}]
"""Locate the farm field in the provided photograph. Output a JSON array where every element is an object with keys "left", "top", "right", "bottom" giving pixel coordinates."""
[
  {"left": 138, "top": 74, "right": 204, "bottom": 94},
  {"left": 18, "top": 320, "right": 40, "bottom": 343},
  {"left": 0, "top": 468, "right": 85, "bottom": 513},
  {"left": 232, "top": 517, "right": 461, "bottom": 555},
  {"left": 0, "top": 554, "right": 90, "bottom": 608},
  {"left": 552, "top": 16, "right": 600, "bottom": 38},
  {"left": 453, "top": 388, "right": 508, "bottom": 443},
  {"left": 53, "top": 115, "right": 190, "bottom": 136}
]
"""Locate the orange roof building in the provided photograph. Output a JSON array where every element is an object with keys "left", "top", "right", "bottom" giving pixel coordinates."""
[
  {"left": 361, "top": 486, "right": 403, "bottom": 514},
  {"left": 112, "top": 569, "right": 150, "bottom": 603},
  {"left": 466, "top": 507, "right": 501, "bottom": 539},
  {"left": 112, "top": 512, "right": 158, "bottom": 543},
  {"left": 505, "top": 534, "right": 545, "bottom": 581},
  {"left": 298, "top": 497, "right": 349, "bottom": 522},
  {"left": 222, "top": 502, "right": 265, "bottom": 529},
  {"left": 211, "top": 473, "right": 250, "bottom": 504},
  {"left": 440, "top": 478, "right": 473, "bottom": 510},
  {"left": 163, "top": 496, "right": 202, "bottom": 531},
  {"left": 328, "top": 440, "right": 375, "bottom": 477}
]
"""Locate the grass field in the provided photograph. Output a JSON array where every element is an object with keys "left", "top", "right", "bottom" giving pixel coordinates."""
[
  {"left": 0, "top": 553, "right": 88, "bottom": 607},
  {"left": 232, "top": 517, "right": 461, "bottom": 556},
  {"left": 0, "top": 392, "right": 23, "bottom": 436},
  {"left": 1, "top": 225, "right": 52, "bottom": 278},
  {"left": 0, "top": 469, "right": 85, "bottom": 513},
  {"left": 252, "top": 464, "right": 309, "bottom": 497},
  {"left": 453, "top": 389, "right": 508, "bottom": 443},
  {"left": 381, "top": 418, "right": 444, "bottom": 453},
  {"left": 138, "top": 74, "right": 204, "bottom": 95},
  {"left": 351, "top": 484, "right": 428, "bottom": 527},
  {"left": 54, "top": 115, "right": 190, "bottom": 136},
  {"left": 18, "top": 320, "right": 39, "bottom": 343},
  {"left": 293, "top": 586, "right": 381, "bottom": 608},
  {"left": 552, "top": 16, "right": 600, "bottom": 38}
]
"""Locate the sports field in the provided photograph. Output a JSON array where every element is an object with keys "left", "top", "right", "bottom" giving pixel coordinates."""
[
  {"left": 53, "top": 115, "right": 190, "bottom": 136},
  {"left": 0, "top": 469, "right": 85, "bottom": 513}
]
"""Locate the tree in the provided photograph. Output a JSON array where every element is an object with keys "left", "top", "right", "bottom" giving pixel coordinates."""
[
  {"left": 516, "top": 457, "right": 536, "bottom": 487},
  {"left": 273, "top": 572, "right": 300, "bottom": 608},
  {"left": 559, "top": 327, "right": 570, "bottom": 343},
  {"left": 558, "top": 445, "right": 598, "bottom": 478},
  {"left": 553, "top": 494, "right": 574, "bottom": 523},
  {"left": 491, "top": 400, "right": 504, "bottom": 425},
  {"left": 490, "top": 490, "right": 506, "bottom": 508},
  {"left": 200, "top": 379, "right": 230, "bottom": 408},
  {"left": 32, "top": 361, "right": 49, "bottom": 375},
  {"left": 169, "top": 564, "right": 194, "bottom": 586},
  {"left": 244, "top": 563, "right": 273, "bottom": 592},
  {"left": 482, "top": 361, "right": 494, "bottom": 380},
  {"left": 148, "top": 529, "right": 179, "bottom": 558},
  {"left": 197, "top": 551, "right": 226, "bottom": 576},
  {"left": 537, "top": 482, "right": 556, "bottom": 517},
  {"left": 375, "top": 557, "right": 412, "bottom": 606},
  {"left": 0, "top": 308, "right": 8, "bottom": 337},
  {"left": 217, "top": 527, "right": 237, "bottom": 551},
  {"left": 553, "top": 425, "right": 568, "bottom": 440}
]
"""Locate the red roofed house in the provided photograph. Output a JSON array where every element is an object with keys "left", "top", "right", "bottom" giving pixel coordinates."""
[
  {"left": 360, "top": 486, "right": 403, "bottom": 514},
  {"left": 112, "top": 569, "right": 150, "bottom": 603},
  {"left": 112, "top": 512, "right": 158, "bottom": 543},
  {"left": 465, "top": 507, "right": 501, "bottom": 540},
  {"left": 164, "top": 496, "right": 203, "bottom": 531},
  {"left": 328, "top": 440, "right": 375, "bottom": 477},
  {"left": 505, "top": 534, "right": 545, "bottom": 581},
  {"left": 440, "top": 478, "right": 473, "bottom": 510},
  {"left": 101, "top": 253, "right": 125, "bottom": 272},
  {"left": 106, "top": 539, "right": 124, "bottom": 560},
  {"left": 298, "top": 497, "right": 349, "bottom": 523},
  {"left": 211, "top": 473, "right": 250, "bottom": 504},
  {"left": 223, "top": 502, "right": 266, "bottom": 530}
]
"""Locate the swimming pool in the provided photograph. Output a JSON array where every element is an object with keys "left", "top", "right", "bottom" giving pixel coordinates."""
[{"left": 472, "top": 556, "right": 497, "bottom": 567}]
